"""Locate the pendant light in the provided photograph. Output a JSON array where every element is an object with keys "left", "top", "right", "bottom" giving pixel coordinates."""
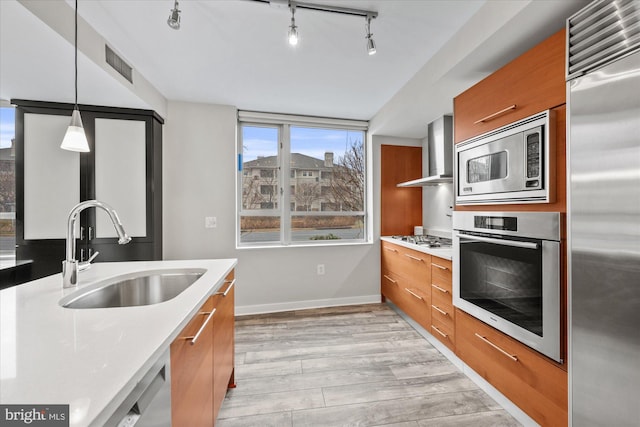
[{"left": 61, "top": 0, "right": 90, "bottom": 152}]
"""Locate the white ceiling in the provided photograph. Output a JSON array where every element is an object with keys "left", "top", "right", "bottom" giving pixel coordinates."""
[{"left": 0, "top": 0, "right": 590, "bottom": 138}]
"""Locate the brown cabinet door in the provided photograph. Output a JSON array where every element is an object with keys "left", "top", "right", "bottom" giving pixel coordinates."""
[
  {"left": 213, "top": 271, "right": 236, "bottom": 423},
  {"left": 454, "top": 29, "right": 565, "bottom": 143},
  {"left": 171, "top": 297, "right": 215, "bottom": 427}
]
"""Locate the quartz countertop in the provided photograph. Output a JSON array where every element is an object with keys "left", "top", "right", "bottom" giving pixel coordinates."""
[
  {"left": 0, "top": 258, "right": 237, "bottom": 427},
  {"left": 380, "top": 236, "right": 453, "bottom": 261}
]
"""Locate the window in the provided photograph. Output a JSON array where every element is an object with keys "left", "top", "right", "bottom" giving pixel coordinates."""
[
  {"left": 238, "top": 112, "right": 368, "bottom": 246},
  {"left": 0, "top": 104, "right": 15, "bottom": 265}
]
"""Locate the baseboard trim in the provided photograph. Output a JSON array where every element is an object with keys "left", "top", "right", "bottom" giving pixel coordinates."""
[
  {"left": 386, "top": 301, "right": 539, "bottom": 427},
  {"left": 235, "top": 294, "right": 382, "bottom": 316}
]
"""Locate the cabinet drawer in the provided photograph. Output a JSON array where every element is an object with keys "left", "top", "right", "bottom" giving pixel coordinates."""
[
  {"left": 431, "top": 314, "right": 455, "bottom": 351},
  {"left": 382, "top": 241, "right": 431, "bottom": 282},
  {"left": 384, "top": 272, "right": 431, "bottom": 331},
  {"left": 399, "top": 282, "right": 431, "bottom": 332},
  {"left": 381, "top": 270, "right": 402, "bottom": 302},
  {"left": 431, "top": 258, "right": 452, "bottom": 292},
  {"left": 455, "top": 309, "right": 567, "bottom": 426},
  {"left": 454, "top": 29, "right": 565, "bottom": 143}
]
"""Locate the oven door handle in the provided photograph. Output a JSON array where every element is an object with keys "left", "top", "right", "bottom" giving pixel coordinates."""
[{"left": 455, "top": 233, "right": 538, "bottom": 250}]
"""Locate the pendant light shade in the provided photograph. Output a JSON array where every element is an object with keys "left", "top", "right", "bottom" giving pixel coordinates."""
[
  {"left": 61, "top": 0, "right": 90, "bottom": 153},
  {"left": 61, "top": 108, "right": 90, "bottom": 152}
]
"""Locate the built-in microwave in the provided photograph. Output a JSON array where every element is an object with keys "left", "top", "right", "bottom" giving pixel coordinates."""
[{"left": 455, "top": 110, "right": 555, "bottom": 205}]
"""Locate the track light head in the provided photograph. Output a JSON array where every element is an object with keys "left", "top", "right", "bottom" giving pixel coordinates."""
[
  {"left": 367, "top": 37, "right": 376, "bottom": 56},
  {"left": 167, "top": 0, "right": 181, "bottom": 30},
  {"left": 366, "top": 15, "right": 376, "bottom": 55},
  {"left": 288, "top": 5, "right": 298, "bottom": 46}
]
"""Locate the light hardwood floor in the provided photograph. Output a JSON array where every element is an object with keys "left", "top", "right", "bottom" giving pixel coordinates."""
[{"left": 217, "top": 303, "right": 521, "bottom": 427}]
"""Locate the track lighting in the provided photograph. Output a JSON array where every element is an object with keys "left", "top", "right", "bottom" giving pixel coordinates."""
[
  {"left": 366, "top": 15, "right": 376, "bottom": 55},
  {"left": 167, "top": 0, "right": 181, "bottom": 30},
  {"left": 61, "top": 0, "right": 89, "bottom": 153},
  {"left": 288, "top": 4, "right": 299, "bottom": 46},
  {"left": 277, "top": 1, "right": 378, "bottom": 55}
]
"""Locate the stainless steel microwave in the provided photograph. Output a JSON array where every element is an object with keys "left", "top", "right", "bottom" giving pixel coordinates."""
[{"left": 455, "top": 110, "right": 555, "bottom": 205}]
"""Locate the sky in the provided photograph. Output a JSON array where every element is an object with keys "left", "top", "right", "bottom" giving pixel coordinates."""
[
  {"left": 242, "top": 125, "right": 363, "bottom": 163},
  {"left": 0, "top": 107, "right": 15, "bottom": 149}
]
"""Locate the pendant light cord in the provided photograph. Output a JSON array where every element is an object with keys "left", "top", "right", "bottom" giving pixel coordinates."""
[{"left": 74, "top": 0, "right": 78, "bottom": 108}]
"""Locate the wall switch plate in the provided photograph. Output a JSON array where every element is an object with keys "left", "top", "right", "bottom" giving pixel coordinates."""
[
  {"left": 317, "top": 264, "right": 325, "bottom": 275},
  {"left": 205, "top": 216, "right": 217, "bottom": 228}
]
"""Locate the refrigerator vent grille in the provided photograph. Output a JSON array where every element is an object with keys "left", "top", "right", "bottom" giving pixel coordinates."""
[{"left": 567, "top": 0, "right": 640, "bottom": 80}]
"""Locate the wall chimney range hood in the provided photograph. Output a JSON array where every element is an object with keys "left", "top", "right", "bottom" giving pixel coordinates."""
[{"left": 397, "top": 115, "right": 453, "bottom": 187}]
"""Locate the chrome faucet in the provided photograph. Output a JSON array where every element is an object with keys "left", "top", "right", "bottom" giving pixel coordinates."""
[{"left": 62, "top": 200, "right": 131, "bottom": 288}]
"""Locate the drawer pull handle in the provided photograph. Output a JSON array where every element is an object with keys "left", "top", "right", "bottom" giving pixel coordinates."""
[
  {"left": 431, "top": 325, "right": 448, "bottom": 338},
  {"left": 216, "top": 279, "right": 236, "bottom": 297},
  {"left": 404, "top": 254, "right": 424, "bottom": 262},
  {"left": 405, "top": 288, "right": 424, "bottom": 301},
  {"left": 384, "top": 247, "right": 399, "bottom": 253},
  {"left": 432, "top": 305, "right": 448, "bottom": 316},
  {"left": 475, "top": 333, "right": 518, "bottom": 362},
  {"left": 383, "top": 275, "right": 397, "bottom": 285},
  {"left": 184, "top": 308, "right": 216, "bottom": 345},
  {"left": 432, "top": 284, "right": 449, "bottom": 294},
  {"left": 431, "top": 263, "right": 449, "bottom": 271},
  {"left": 473, "top": 104, "right": 517, "bottom": 124}
]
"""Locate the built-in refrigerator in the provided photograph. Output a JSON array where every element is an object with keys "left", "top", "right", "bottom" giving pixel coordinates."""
[{"left": 567, "top": 0, "right": 640, "bottom": 425}]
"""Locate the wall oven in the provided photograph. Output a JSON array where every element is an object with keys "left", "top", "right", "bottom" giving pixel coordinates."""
[
  {"left": 453, "top": 211, "right": 561, "bottom": 362},
  {"left": 455, "top": 110, "right": 555, "bottom": 205}
]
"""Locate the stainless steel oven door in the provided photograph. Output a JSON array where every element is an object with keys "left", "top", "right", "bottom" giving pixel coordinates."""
[{"left": 453, "top": 231, "right": 561, "bottom": 362}]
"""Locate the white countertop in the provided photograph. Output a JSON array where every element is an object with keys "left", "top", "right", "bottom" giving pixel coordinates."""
[
  {"left": 380, "top": 236, "right": 453, "bottom": 261},
  {"left": 0, "top": 258, "right": 237, "bottom": 427}
]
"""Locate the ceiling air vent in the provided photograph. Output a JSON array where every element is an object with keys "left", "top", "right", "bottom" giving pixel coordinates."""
[
  {"left": 567, "top": 0, "right": 640, "bottom": 81},
  {"left": 105, "top": 44, "right": 133, "bottom": 83}
]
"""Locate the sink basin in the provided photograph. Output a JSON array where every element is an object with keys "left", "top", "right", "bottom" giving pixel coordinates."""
[{"left": 60, "top": 268, "right": 206, "bottom": 309}]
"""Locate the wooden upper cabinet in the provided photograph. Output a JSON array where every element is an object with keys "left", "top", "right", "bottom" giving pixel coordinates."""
[
  {"left": 454, "top": 29, "right": 566, "bottom": 143},
  {"left": 380, "top": 145, "right": 423, "bottom": 236}
]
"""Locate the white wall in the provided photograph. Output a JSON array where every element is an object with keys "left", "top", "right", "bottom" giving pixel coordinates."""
[{"left": 163, "top": 101, "right": 381, "bottom": 314}]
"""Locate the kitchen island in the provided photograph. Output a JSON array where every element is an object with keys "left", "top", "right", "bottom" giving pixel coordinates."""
[{"left": 0, "top": 258, "right": 237, "bottom": 426}]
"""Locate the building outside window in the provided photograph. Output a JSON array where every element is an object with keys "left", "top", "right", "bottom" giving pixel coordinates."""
[
  {"left": 0, "top": 104, "right": 16, "bottom": 265},
  {"left": 238, "top": 112, "right": 367, "bottom": 246}
]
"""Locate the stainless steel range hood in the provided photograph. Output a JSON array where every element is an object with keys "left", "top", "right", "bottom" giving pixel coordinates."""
[{"left": 397, "top": 115, "right": 453, "bottom": 187}]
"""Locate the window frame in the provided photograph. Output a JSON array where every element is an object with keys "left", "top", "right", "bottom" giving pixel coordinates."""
[{"left": 237, "top": 112, "right": 369, "bottom": 248}]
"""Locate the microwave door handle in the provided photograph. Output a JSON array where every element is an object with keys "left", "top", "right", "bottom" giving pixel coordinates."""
[{"left": 455, "top": 233, "right": 538, "bottom": 250}]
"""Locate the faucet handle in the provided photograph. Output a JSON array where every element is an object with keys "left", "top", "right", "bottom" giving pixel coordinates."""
[{"left": 78, "top": 251, "right": 100, "bottom": 272}]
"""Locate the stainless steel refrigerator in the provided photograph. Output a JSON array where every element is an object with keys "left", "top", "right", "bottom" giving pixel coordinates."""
[{"left": 567, "top": 1, "right": 640, "bottom": 425}]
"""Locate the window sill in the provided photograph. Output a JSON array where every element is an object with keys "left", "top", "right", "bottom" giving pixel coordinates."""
[{"left": 236, "top": 239, "right": 373, "bottom": 250}]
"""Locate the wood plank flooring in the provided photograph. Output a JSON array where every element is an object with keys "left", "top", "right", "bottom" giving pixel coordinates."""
[{"left": 217, "top": 303, "right": 521, "bottom": 427}]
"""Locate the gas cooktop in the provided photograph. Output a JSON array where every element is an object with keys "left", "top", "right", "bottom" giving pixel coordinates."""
[{"left": 390, "top": 235, "right": 452, "bottom": 248}]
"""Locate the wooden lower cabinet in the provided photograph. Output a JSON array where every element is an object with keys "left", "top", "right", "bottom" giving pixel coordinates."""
[
  {"left": 213, "top": 271, "right": 236, "bottom": 422},
  {"left": 429, "top": 258, "right": 455, "bottom": 351},
  {"left": 171, "top": 296, "right": 215, "bottom": 426},
  {"left": 381, "top": 241, "right": 432, "bottom": 331},
  {"left": 171, "top": 270, "right": 236, "bottom": 426},
  {"left": 455, "top": 309, "right": 567, "bottom": 426}
]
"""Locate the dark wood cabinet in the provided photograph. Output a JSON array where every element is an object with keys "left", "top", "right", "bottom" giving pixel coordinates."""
[{"left": 12, "top": 99, "right": 163, "bottom": 281}]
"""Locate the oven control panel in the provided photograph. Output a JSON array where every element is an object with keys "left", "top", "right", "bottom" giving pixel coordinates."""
[{"left": 473, "top": 215, "right": 517, "bottom": 231}]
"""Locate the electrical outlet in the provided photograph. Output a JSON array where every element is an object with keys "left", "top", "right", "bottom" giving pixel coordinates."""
[
  {"left": 317, "top": 264, "right": 325, "bottom": 275},
  {"left": 205, "top": 216, "right": 217, "bottom": 228}
]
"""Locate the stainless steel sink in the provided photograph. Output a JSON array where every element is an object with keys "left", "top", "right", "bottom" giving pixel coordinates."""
[{"left": 60, "top": 268, "right": 206, "bottom": 309}]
